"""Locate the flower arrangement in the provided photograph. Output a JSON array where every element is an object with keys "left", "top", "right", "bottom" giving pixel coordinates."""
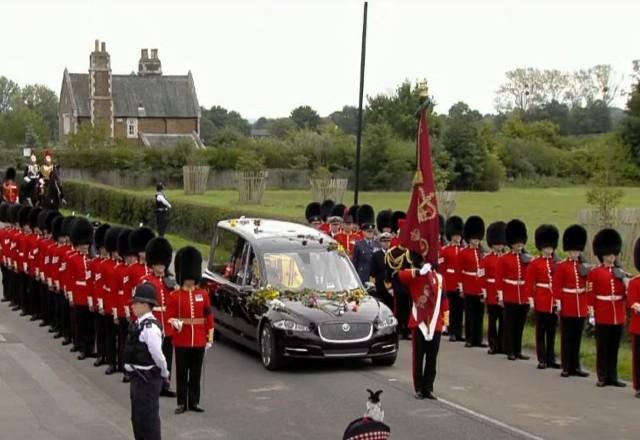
[{"left": 247, "top": 286, "right": 367, "bottom": 313}]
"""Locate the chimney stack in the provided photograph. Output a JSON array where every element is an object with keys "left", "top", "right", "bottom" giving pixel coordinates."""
[
  {"left": 138, "top": 47, "right": 162, "bottom": 76},
  {"left": 101, "top": 41, "right": 106, "bottom": 52},
  {"left": 89, "top": 39, "right": 113, "bottom": 136},
  {"left": 141, "top": 48, "right": 148, "bottom": 59},
  {"left": 151, "top": 49, "right": 158, "bottom": 59}
]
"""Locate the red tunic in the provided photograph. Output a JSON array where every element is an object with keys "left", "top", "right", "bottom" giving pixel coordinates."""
[
  {"left": 89, "top": 257, "right": 106, "bottom": 310},
  {"left": 101, "top": 259, "right": 119, "bottom": 317},
  {"left": 497, "top": 252, "right": 530, "bottom": 305},
  {"left": 114, "top": 262, "right": 130, "bottom": 319},
  {"left": 587, "top": 265, "right": 626, "bottom": 326},
  {"left": 68, "top": 252, "right": 92, "bottom": 306},
  {"left": 167, "top": 287, "right": 214, "bottom": 348},
  {"left": 483, "top": 252, "right": 501, "bottom": 305},
  {"left": 627, "top": 277, "right": 640, "bottom": 335},
  {"left": 60, "top": 247, "right": 78, "bottom": 297},
  {"left": 398, "top": 269, "right": 449, "bottom": 332},
  {"left": 15, "top": 230, "right": 28, "bottom": 274},
  {"left": 140, "top": 273, "right": 174, "bottom": 336},
  {"left": 525, "top": 256, "right": 556, "bottom": 313},
  {"left": 335, "top": 231, "right": 362, "bottom": 256},
  {"left": 438, "top": 243, "right": 461, "bottom": 293},
  {"left": 2, "top": 182, "right": 19, "bottom": 203},
  {"left": 49, "top": 243, "right": 65, "bottom": 291},
  {"left": 458, "top": 246, "right": 484, "bottom": 296},
  {"left": 37, "top": 237, "right": 55, "bottom": 284},
  {"left": 553, "top": 259, "right": 588, "bottom": 318}
]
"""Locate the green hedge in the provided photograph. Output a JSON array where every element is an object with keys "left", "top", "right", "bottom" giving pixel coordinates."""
[{"left": 64, "top": 180, "right": 294, "bottom": 244}]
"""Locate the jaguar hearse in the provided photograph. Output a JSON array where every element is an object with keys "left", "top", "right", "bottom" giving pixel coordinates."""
[{"left": 203, "top": 218, "right": 399, "bottom": 370}]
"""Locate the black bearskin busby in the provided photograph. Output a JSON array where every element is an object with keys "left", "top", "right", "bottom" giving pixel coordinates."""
[
  {"left": 486, "top": 221, "right": 507, "bottom": 247},
  {"left": 45, "top": 211, "right": 60, "bottom": 235},
  {"left": 331, "top": 203, "right": 346, "bottom": 221},
  {"left": 357, "top": 204, "right": 375, "bottom": 230},
  {"left": 29, "top": 207, "right": 43, "bottom": 230},
  {"left": 534, "top": 224, "right": 559, "bottom": 251},
  {"left": 130, "top": 226, "right": 156, "bottom": 254},
  {"left": 391, "top": 211, "right": 406, "bottom": 234},
  {"left": 117, "top": 229, "right": 134, "bottom": 257},
  {"left": 37, "top": 209, "right": 48, "bottom": 232},
  {"left": 61, "top": 216, "right": 76, "bottom": 238},
  {"left": 70, "top": 217, "right": 93, "bottom": 246},
  {"left": 592, "top": 228, "right": 622, "bottom": 260},
  {"left": 4, "top": 167, "right": 16, "bottom": 181},
  {"left": 463, "top": 215, "right": 485, "bottom": 241},
  {"left": 146, "top": 237, "right": 173, "bottom": 268},
  {"left": 18, "top": 205, "right": 32, "bottom": 227},
  {"left": 321, "top": 199, "right": 335, "bottom": 222},
  {"left": 51, "top": 216, "right": 64, "bottom": 241},
  {"left": 175, "top": 246, "right": 202, "bottom": 286},
  {"left": 94, "top": 223, "right": 111, "bottom": 250},
  {"left": 345, "top": 205, "right": 359, "bottom": 224},
  {"left": 105, "top": 227, "right": 122, "bottom": 254},
  {"left": 376, "top": 209, "right": 393, "bottom": 233},
  {"left": 506, "top": 219, "right": 528, "bottom": 246},
  {"left": 562, "top": 225, "right": 587, "bottom": 252},
  {"left": 305, "top": 202, "right": 322, "bottom": 223},
  {"left": 445, "top": 216, "right": 464, "bottom": 241}
]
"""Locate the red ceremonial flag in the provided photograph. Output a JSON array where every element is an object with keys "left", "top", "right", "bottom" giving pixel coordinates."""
[{"left": 398, "top": 101, "right": 440, "bottom": 266}]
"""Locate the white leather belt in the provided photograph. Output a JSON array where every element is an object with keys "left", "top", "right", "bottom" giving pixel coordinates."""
[
  {"left": 153, "top": 306, "right": 166, "bottom": 312},
  {"left": 596, "top": 295, "right": 623, "bottom": 301},
  {"left": 486, "top": 278, "right": 496, "bottom": 283},
  {"left": 462, "top": 270, "right": 480, "bottom": 276},
  {"left": 535, "top": 283, "right": 551, "bottom": 289},
  {"left": 446, "top": 269, "right": 455, "bottom": 274},
  {"left": 563, "top": 288, "right": 585, "bottom": 294},
  {"left": 504, "top": 279, "right": 525, "bottom": 286},
  {"left": 75, "top": 281, "right": 87, "bottom": 286}
]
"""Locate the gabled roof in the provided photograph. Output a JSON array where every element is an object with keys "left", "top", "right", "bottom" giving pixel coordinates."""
[
  {"left": 139, "top": 132, "right": 204, "bottom": 149},
  {"left": 66, "top": 72, "right": 200, "bottom": 118}
]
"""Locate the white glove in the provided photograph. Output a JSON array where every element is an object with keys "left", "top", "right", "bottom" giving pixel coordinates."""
[
  {"left": 87, "top": 297, "right": 94, "bottom": 310},
  {"left": 497, "top": 291, "right": 503, "bottom": 305},
  {"left": 528, "top": 297, "right": 534, "bottom": 308},
  {"left": 624, "top": 277, "right": 630, "bottom": 288},
  {"left": 171, "top": 319, "right": 184, "bottom": 332},
  {"left": 481, "top": 288, "right": 487, "bottom": 299},
  {"left": 419, "top": 263, "right": 432, "bottom": 276},
  {"left": 124, "top": 307, "right": 130, "bottom": 319},
  {"left": 97, "top": 298, "right": 104, "bottom": 311},
  {"left": 457, "top": 283, "right": 463, "bottom": 293},
  {"left": 387, "top": 289, "right": 394, "bottom": 297},
  {"left": 555, "top": 300, "right": 561, "bottom": 313},
  {"left": 205, "top": 341, "right": 213, "bottom": 351},
  {"left": 588, "top": 315, "right": 596, "bottom": 326}
]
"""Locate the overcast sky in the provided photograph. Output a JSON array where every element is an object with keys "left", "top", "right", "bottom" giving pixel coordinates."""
[{"left": 2, "top": 0, "right": 638, "bottom": 119}]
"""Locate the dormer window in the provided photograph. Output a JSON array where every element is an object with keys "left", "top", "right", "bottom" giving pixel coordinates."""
[{"left": 127, "top": 118, "right": 138, "bottom": 138}]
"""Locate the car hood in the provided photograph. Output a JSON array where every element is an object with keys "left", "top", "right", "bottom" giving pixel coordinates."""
[{"left": 275, "top": 295, "right": 384, "bottom": 324}]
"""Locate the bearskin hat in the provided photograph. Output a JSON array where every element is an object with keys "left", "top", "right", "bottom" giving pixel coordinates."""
[
  {"left": 37, "top": 209, "right": 49, "bottom": 232},
  {"left": 94, "top": 223, "right": 111, "bottom": 250},
  {"left": 130, "top": 227, "right": 156, "bottom": 254},
  {"left": 61, "top": 216, "right": 76, "bottom": 238},
  {"left": 634, "top": 238, "right": 640, "bottom": 273},
  {"left": 70, "top": 217, "right": 93, "bottom": 246},
  {"left": 356, "top": 204, "right": 375, "bottom": 230},
  {"left": 146, "top": 237, "right": 173, "bottom": 268},
  {"left": 345, "top": 205, "right": 359, "bottom": 224},
  {"left": 8, "top": 204, "right": 21, "bottom": 224},
  {"left": 506, "top": 219, "right": 528, "bottom": 246},
  {"left": 104, "top": 227, "right": 122, "bottom": 254},
  {"left": 592, "top": 228, "right": 622, "bottom": 259},
  {"left": 5, "top": 167, "right": 16, "bottom": 181},
  {"left": 305, "top": 202, "right": 322, "bottom": 223},
  {"left": 376, "top": 209, "right": 393, "bottom": 233},
  {"left": 0, "top": 203, "right": 7, "bottom": 223},
  {"left": 391, "top": 211, "right": 406, "bottom": 233},
  {"left": 486, "top": 221, "right": 507, "bottom": 247},
  {"left": 445, "top": 216, "right": 464, "bottom": 241},
  {"left": 117, "top": 229, "right": 134, "bottom": 257},
  {"left": 562, "top": 224, "right": 587, "bottom": 252},
  {"left": 18, "top": 206, "right": 32, "bottom": 227},
  {"left": 464, "top": 215, "right": 485, "bottom": 241},
  {"left": 45, "top": 211, "right": 60, "bottom": 235},
  {"left": 29, "top": 207, "right": 43, "bottom": 230},
  {"left": 534, "top": 224, "right": 559, "bottom": 251},
  {"left": 51, "top": 216, "right": 64, "bottom": 240},
  {"left": 321, "top": 199, "right": 335, "bottom": 222},
  {"left": 175, "top": 246, "right": 202, "bottom": 285},
  {"left": 330, "top": 203, "right": 346, "bottom": 220}
]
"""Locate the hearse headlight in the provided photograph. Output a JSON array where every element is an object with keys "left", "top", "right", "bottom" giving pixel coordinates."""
[
  {"left": 273, "top": 319, "right": 310, "bottom": 332},
  {"left": 376, "top": 315, "right": 398, "bottom": 329}
]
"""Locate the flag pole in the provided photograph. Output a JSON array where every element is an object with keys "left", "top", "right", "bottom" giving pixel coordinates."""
[{"left": 354, "top": 1, "right": 368, "bottom": 205}]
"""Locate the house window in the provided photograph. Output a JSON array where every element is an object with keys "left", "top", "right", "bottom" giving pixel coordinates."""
[
  {"left": 127, "top": 118, "right": 138, "bottom": 138},
  {"left": 62, "top": 114, "right": 70, "bottom": 135}
]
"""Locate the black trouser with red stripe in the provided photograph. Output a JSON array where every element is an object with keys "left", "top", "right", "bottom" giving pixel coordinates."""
[
  {"left": 464, "top": 294, "right": 485, "bottom": 346},
  {"left": 633, "top": 334, "right": 640, "bottom": 392},
  {"left": 560, "top": 316, "right": 585, "bottom": 373},
  {"left": 1, "top": 266, "right": 9, "bottom": 301},
  {"left": 175, "top": 347, "right": 205, "bottom": 408},
  {"left": 595, "top": 324, "right": 623, "bottom": 384},
  {"left": 105, "top": 315, "right": 118, "bottom": 366},
  {"left": 76, "top": 305, "right": 95, "bottom": 356},
  {"left": 118, "top": 317, "right": 129, "bottom": 371},
  {"left": 503, "top": 303, "right": 529, "bottom": 357},
  {"left": 535, "top": 311, "right": 557, "bottom": 365},
  {"left": 447, "top": 291, "right": 464, "bottom": 340},
  {"left": 94, "top": 311, "right": 106, "bottom": 361},
  {"left": 487, "top": 304, "right": 503, "bottom": 353},
  {"left": 412, "top": 329, "right": 441, "bottom": 394},
  {"left": 392, "top": 278, "right": 411, "bottom": 338}
]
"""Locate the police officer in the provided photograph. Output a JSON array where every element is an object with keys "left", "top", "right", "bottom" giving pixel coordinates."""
[
  {"left": 125, "top": 282, "right": 170, "bottom": 440},
  {"left": 155, "top": 183, "right": 171, "bottom": 237},
  {"left": 352, "top": 205, "right": 379, "bottom": 283}
]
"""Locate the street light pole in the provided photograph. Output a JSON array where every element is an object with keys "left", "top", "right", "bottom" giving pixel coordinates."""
[{"left": 353, "top": 1, "right": 368, "bottom": 206}]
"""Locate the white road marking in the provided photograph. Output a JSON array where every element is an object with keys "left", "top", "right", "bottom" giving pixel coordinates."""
[{"left": 248, "top": 384, "right": 288, "bottom": 393}]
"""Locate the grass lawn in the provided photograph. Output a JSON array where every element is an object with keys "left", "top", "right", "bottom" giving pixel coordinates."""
[{"left": 134, "top": 185, "right": 640, "bottom": 233}]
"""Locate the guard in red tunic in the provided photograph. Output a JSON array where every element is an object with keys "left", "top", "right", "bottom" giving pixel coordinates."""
[
  {"left": 384, "top": 218, "right": 413, "bottom": 339},
  {"left": 336, "top": 206, "right": 363, "bottom": 255},
  {"left": 460, "top": 215, "right": 486, "bottom": 347},
  {"left": 627, "top": 238, "right": 640, "bottom": 398},
  {"left": 60, "top": 216, "right": 79, "bottom": 350},
  {"left": 125, "top": 227, "right": 156, "bottom": 316},
  {"left": 49, "top": 216, "right": 67, "bottom": 339},
  {"left": 167, "top": 246, "right": 214, "bottom": 414},
  {"left": 438, "top": 216, "right": 464, "bottom": 342},
  {"left": 318, "top": 199, "right": 335, "bottom": 235},
  {"left": 554, "top": 225, "right": 590, "bottom": 378},
  {"left": 24, "top": 207, "right": 42, "bottom": 318},
  {"left": 102, "top": 227, "right": 123, "bottom": 375},
  {"left": 36, "top": 210, "right": 58, "bottom": 328},
  {"left": 0, "top": 204, "right": 10, "bottom": 303},
  {"left": 305, "top": 202, "right": 323, "bottom": 230},
  {"left": 484, "top": 221, "right": 506, "bottom": 355},
  {"left": 389, "top": 210, "right": 405, "bottom": 248},
  {"left": 140, "top": 236, "right": 178, "bottom": 397},
  {"left": 68, "top": 217, "right": 95, "bottom": 360},
  {"left": 15, "top": 206, "right": 32, "bottom": 316},
  {"left": 525, "top": 224, "right": 561, "bottom": 369},
  {"left": 587, "top": 228, "right": 628, "bottom": 388},
  {"left": 398, "top": 259, "right": 448, "bottom": 400},
  {"left": 91, "top": 223, "right": 111, "bottom": 367},
  {"left": 499, "top": 219, "right": 533, "bottom": 361},
  {"left": 2, "top": 167, "right": 19, "bottom": 203},
  {"left": 116, "top": 229, "right": 135, "bottom": 380},
  {"left": 326, "top": 203, "right": 346, "bottom": 239}
]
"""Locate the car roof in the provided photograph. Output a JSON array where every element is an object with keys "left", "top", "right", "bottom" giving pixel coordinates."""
[{"left": 217, "top": 218, "right": 334, "bottom": 252}]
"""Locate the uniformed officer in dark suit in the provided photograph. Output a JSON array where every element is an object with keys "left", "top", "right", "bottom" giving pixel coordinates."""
[
  {"left": 352, "top": 205, "right": 379, "bottom": 283},
  {"left": 370, "top": 232, "right": 393, "bottom": 310},
  {"left": 125, "top": 283, "right": 170, "bottom": 440}
]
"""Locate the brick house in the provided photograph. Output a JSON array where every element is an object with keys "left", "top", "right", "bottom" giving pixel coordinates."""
[{"left": 59, "top": 40, "right": 203, "bottom": 147}]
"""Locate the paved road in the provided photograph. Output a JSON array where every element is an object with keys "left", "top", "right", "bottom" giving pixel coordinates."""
[{"left": 0, "top": 301, "right": 636, "bottom": 440}]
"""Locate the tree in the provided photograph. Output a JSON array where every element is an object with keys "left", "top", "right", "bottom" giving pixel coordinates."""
[
  {"left": 329, "top": 105, "right": 359, "bottom": 135},
  {"left": 0, "top": 76, "right": 20, "bottom": 113},
  {"left": 568, "top": 100, "right": 612, "bottom": 135},
  {"left": 590, "top": 64, "right": 623, "bottom": 106},
  {"left": 495, "top": 68, "right": 545, "bottom": 112},
  {"left": 266, "top": 118, "right": 297, "bottom": 138},
  {"left": 621, "top": 61, "right": 640, "bottom": 164},
  {"left": 66, "top": 122, "right": 110, "bottom": 149},
  {"left": 200, "top": 105, "right": 251, "bottom": 143},
  {"left": 0, "top": 106, "right": 48, "bottom": 148},
  {"left": 442, "top": 115, "right": 489, "bottom": 190},
  {"left": 290, "top": 105, "right": 320, "bottom": 130},
  {"left": 447, "top": 102, "right": 482, "bottom": 123},
  {"left": 13, "top": 84, "right": 59, "bottom": 140},
  {"left": 24, "top": 124, "right": 39, "bottom": 149}
]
